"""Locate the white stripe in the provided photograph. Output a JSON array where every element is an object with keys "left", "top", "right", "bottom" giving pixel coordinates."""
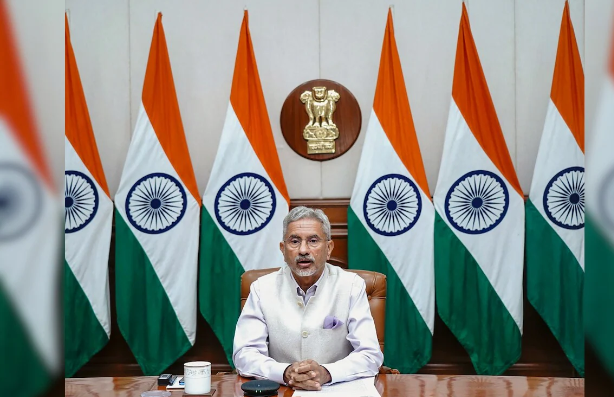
[
  {"left": 350, "top": 110, "right": 434, "bottom": 333},
  {"left": 202, "top": 103, "right": 289, "bottom": 271},
  {"left": 115, "top": 104, "right": 199, "bottom": 344},
  {"left": 528, "top": 100, "right": 584, "bottom": 269},
  {"left": 434, "top": 100, "right": 524, "bottom": 332},
  {"left": 0, "top": 117, "right": 60, "bottom": 371},
  {"left": 65, "top": 137, "right": 112, "bottom": 337}
]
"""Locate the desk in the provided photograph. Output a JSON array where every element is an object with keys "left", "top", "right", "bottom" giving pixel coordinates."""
[{"left": 65, "top": 374, "right": 584, "bottom": 396}]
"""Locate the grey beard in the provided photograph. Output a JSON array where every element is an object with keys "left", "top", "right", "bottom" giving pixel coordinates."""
[
  {"left": 291, "top": 254, "right": 316, "bottom": 277},
  {"left": 292, "top": 267, "right": 318, "bottom": 277}
]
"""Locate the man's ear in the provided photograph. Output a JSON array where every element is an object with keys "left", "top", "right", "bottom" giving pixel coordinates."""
[
  {"left": 326, "top": 240, "right": 334, "bottom": 260},
  {"left": 279, "top": 241, "right": 284, "bottom": 255}
]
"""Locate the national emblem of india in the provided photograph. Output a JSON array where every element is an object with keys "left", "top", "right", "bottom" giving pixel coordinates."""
[
  {"left": 300, "top": 86, "right": 341, "bottom": 154},
  {"left": 280, "top": 79, "right": 361, "bottom": 161}
]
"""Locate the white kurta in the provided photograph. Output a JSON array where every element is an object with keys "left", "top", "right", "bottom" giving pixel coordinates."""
[{"left": 233, "top": 263, "right": 383, "bottom": 384}]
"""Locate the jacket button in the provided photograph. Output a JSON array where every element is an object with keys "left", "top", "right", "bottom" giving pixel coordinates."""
[{"left": 301, "top": 331, "right": 309, "bottom": 338}]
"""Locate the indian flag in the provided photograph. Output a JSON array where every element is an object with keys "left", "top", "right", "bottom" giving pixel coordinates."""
[
  {"left": 526, "top": 1, "right": 584, "bottom": 376},
  {"left": 0, "top": 2, "right": 60, "bottom": 395},
  {"left": 433, "top": 4, "right": 524, "bottom": 375},
  {"left": 199, "top": 10, "right": 289, "bottom": 365},
  {"left": 348, "top": 9, "right": 434, "bottom": 373},
  {"left": 114, "top": 13, "right": 201, "bottom": 375},
  {"left": 585, "top": 24, "right": 614, "bottom": 379},
  {"left": 65, "top": 15, "right": 112, "bottom": 377}
]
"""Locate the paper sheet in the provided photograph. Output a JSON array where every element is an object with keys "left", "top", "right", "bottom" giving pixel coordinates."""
[{"left": 292, "top": 377, "right": 380, "bottom": 397}]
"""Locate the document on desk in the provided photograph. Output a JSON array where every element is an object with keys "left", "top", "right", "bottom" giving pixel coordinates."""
[{"left": 292, "top": 377, "right": 380, "bottom": 397}]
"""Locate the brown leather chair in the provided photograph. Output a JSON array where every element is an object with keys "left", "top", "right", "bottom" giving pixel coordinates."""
[{"left": 240, "top": 266, "right": 398, "bottom": 374}]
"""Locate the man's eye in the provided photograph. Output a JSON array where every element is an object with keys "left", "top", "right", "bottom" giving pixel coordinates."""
[
  {"left": 290, "top": 239, "right": 300, "bottom": 244},
  {"left": 309, "top": 239, "right": 318, "bottom": 244}
]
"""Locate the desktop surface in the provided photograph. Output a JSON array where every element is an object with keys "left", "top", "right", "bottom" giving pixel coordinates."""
[{"left": 65, "top": 373, "right": 583, "bottom": 397}]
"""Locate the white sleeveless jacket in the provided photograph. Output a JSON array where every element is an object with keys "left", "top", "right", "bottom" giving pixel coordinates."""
[
  {"left": 258, "top": 263, "right": 355, "bottom": 364},
  {"left": 233, "top": 262, "right": 383, "bottom": 384}
]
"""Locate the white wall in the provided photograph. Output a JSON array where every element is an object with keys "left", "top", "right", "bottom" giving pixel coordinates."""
[{"left": 64, "top": 0, "right": 585, "bottom": 199}]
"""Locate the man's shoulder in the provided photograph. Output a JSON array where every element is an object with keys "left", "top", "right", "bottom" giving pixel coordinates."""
[
  {"left": 252, "top": 267, "right": 286, "bottom": 287},
  {"left": 326, "top": 263, "right": 364, "bottom": 285}
]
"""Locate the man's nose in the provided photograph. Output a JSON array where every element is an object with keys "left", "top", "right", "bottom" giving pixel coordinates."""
[{"left": 298, "top": 240, "right": 310, "bottom": 254}]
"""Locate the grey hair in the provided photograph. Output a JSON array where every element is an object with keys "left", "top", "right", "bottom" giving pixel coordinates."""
[{"left": 282, "top": 206, "right": 331, "bottom": 240}]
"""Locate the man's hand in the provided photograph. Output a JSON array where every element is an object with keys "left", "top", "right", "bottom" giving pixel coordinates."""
[{"left": 283, "top": 359, "right": 332, "bottom": 390}]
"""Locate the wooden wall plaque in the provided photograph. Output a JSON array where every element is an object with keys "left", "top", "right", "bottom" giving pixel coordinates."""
[{"left": 280, "top": 79, "right": 361, "bottom": 161}]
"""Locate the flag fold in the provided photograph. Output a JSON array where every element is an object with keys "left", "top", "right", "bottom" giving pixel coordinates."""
[
  {"left": 0, "top": 3, "right": 60, "bottom": 395},
  {"left": 433, "top": 4, "right": 524, "bottom": 375},
  {"left": 349, "top": 9, "right": 434, "bottom": 373},
  {"left": 114, "top": 13, "right": 200, "bottom": 375},
  {"left": 526, "top": 1, "right": 584, "bottom": 376},
  {"left": 199, "top": 10, "right": 289, "bottom": 365},
  {"left": 65, "top": 15, "right": 113, "bottom": 377}
]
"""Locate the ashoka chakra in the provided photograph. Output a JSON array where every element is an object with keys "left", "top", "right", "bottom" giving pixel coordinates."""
[
  {"left": 445, "top": 170, "right": 509, "bottom": 234},
  {"left": 543, "top": 166, "right": 584, "bottom": 230},
  {"left": 0, "top": 163, "right": 42, "bottom": 241},
  {"left": 126, "top": 172, "right": 187, "bottom": 234},
  {"left": 65, "top": 170, "right": 99, "bottom": 233},
  {"left": 363, "top": 174, "right": 422, "bottom": 236},
  {"left": 215, "top": 172, "right": 276, "bottom": 235}
]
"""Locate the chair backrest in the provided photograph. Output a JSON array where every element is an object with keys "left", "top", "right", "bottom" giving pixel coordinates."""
[{"left": 240, "top": 267, "right": 386, "bottom": 353}]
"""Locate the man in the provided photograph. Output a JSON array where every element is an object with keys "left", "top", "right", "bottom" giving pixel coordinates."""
[{"left": 233, "top": 206, "right": 384, "bottom": 391}]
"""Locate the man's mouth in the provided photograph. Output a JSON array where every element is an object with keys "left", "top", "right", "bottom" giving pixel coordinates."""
[{"left": 295, "top": 256, "right": 315, "bottom": 268}]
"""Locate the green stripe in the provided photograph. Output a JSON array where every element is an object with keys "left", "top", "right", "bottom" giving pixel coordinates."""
[
  {"left": 199, "top": 207, "right": 244, "bottom": 366},
  {"left": 64, "top": 259, "right": 109, "bottom": 377},
  {"left": 586, "top": 213, "right": 614, "bottom": 377},
  {"left": 435, "top": 211, "right": 521, "bottom": 375},
  {"left": 115, "top": 209, "right": 191, "bottom": 375},
  {"left": 526, "top": 199, "right": 584, "bottom": 376},
  {"left": 348, "top": 206, "right": 432, "bottom": 373},
  {"left": 0, "top": 281, "right": 51, "bottom": 397}
]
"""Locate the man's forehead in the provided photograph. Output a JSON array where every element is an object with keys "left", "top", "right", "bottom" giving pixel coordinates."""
[{"left": 286, "top": 218, "right": 324, "bottom": 236}]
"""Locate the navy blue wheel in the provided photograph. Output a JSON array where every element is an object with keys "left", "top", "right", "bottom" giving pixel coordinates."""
[
  {"left": 215, "top": 172, "right": 276, "bottom": 235},
  {"left": 65, "top": 170, "right": 99, "bottom": 233},
  {"left": 126, "top": 172, "right": 187, "bottom": 234},
  {"left": 363, "top": 174, "right": 422, "bottom": 236},
  {"left": 0, "top": 163, "right": 42, "bottom": 241},
  {"left": 445, "top": 170, "right": 509, "bottom": 234},
  {"left": 543, "top": 166, "right": 584, "bottom": 230}
]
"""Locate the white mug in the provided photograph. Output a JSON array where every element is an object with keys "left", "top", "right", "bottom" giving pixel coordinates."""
[{"left": 184, "top": 361, "right": 211, "bottom": 394}]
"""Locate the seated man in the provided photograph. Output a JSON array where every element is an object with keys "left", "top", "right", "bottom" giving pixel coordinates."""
[{"left": 233, "top": 206, "right": 384, "bottom": 391}]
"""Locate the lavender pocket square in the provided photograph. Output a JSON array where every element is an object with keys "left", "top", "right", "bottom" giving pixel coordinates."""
[{"left": 323, "top": 315, "right": 344, "bottom": 330}]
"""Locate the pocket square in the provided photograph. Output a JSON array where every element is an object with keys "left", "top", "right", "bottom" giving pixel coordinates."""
[{"left": 323, "top": 315, "right": 344, "bottom": 329}]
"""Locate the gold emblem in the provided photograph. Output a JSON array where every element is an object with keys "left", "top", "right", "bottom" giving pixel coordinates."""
[{"left": 300, "top": 86, "right": 340, "bottom": 154}]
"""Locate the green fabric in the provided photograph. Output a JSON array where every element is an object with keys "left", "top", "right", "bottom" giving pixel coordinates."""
[
  {"left": 0, "top": 281, "right": 51, "bottom": 397},
  {"left": 585, "top": 213, "right": 614, "bottom": 377},
  {"left": 526, "top": 199, "right": 584, "bottom": 376},
  {"left": 115, "top": 209, "right": 191, "bottom": 375},
  {"left": 64, "top": 259, "right": 109, "bottom": 377},
  {"left": 347, "top": 206, "right": 432, "bottom": 373},
  {"left": 434, "top": 211, "right": 521, "bottom": 375},
  {"left": 199, "top": 207, "right": 244, "bottom": 367}
]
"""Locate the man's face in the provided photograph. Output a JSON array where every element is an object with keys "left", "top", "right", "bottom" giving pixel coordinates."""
[{"left": 279, "top": 218, "right": 334, "bottom": 279}]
